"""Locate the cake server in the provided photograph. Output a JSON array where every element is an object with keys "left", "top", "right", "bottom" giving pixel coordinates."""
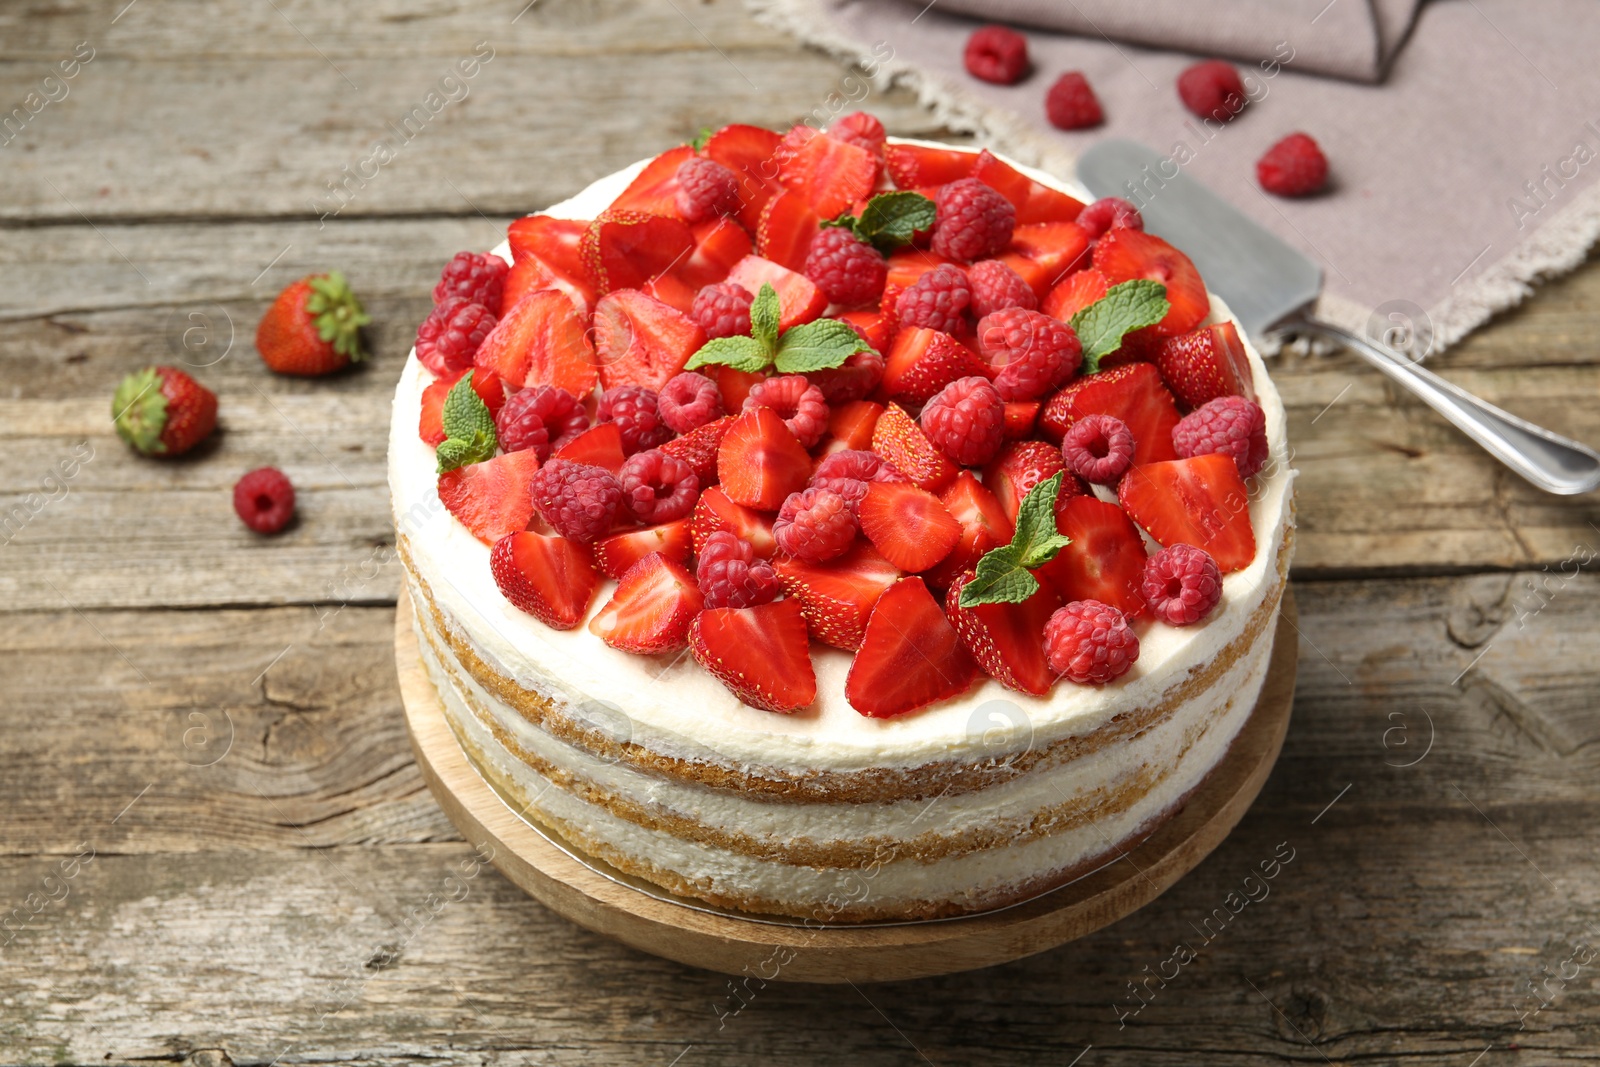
[{"left": 1076, "top": 140, "right": 1600, "bottom": 496}]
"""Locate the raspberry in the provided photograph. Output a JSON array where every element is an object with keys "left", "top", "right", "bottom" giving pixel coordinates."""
[
  {"left": 932, "top": 179, "right": 1015, "bottom": 262},
  {"left": 1045, "top": 72, "right": 1104, "bottom": 131},
  {"left": 496, "top": 385, "right": 589, "bottom": 460},
  {"left": 675, "top": 156, "right": 741, "bottom": 223},
  {"left": 1172, "top": 395, "right": 1269, "bottom": 478},
  {"left": 529, "top": 459, "right": 623, "bottom": 544},
  {"left": 433, "top": 251, "right": 508, "bottom": 315},
  {"left": 690, "top": 282, "right": 754, "bottom": 340},
  {"left": 829, "top": 111, "right": 886, "bottom": 153},
  {"left": 1060, "top": 413, "right": 1134, "bottom": 485},
  {"left": 1257, "top": 133, "right": 1328, "bottom": 198},
  {"left": 804, "top": 226, "right": 887, "bottom": 307},
  {"left": 964, "top": 25, "right": 1029, "bottom": 85},
  {"left": 743, "top": 374, "right": 829, "bottom": 449},
  {"left": 415, "top": 298, "right": 497, "bottom": 376},
  {"left": 1075, "top": 197, "right": 1143, "bottom": 240},
  {"left": 657, "top": 371, "right": 724, "bottom": 433},
  {"left": 976, "top": 308, "right": 1082, "bottom": 401},
  {"left": 896, "top": 264, "right": 973, "bottom": 334},
  {"left": 1044, "top": 600, "right": 1139, "bottom": 685},
  {"left": 618, "top": 448, "right": 699, "bottom": 524},
  {"left": 696, "top": 530, "right": 780, "bottom": 609},
  {"left": 773, "top": 487, "right": 858, "bottom": 563},
  {"left": 1177, "top": 60, "right": 1246, "bottom": 123},
  {"left": 806, "top": 347, "right": 884, "bottom": 405},
  {"left": 598, "top": 385, "right": 672, "bottom": 455},
  {"left": 811, "top": 449, "right": 905, "bottom": 511},
  {"left": 1141, "top": 544, "right": 1222, "bottom": 626},
  {"left": 967, "top": 259, "right": 1037, "bottom": 319},
  {"left": 233, "top": 467, "right": 295, "bottom": 534},
  {"left": 920, "top": 376, "right": 1006, "bottom": 467}
]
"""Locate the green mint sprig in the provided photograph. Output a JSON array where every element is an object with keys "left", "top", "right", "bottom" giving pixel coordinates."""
[
  {"left": 691, "top": 126, "right": 714, "bottom": 152},
  {"left": 684, "top": 283, "right": 873, "bottom": 375},
  {"left": 821, "top": 190, "right": 936, "bottom": 254},
  {"left": 958, "top": 472, "right": 1072, "bottom": 608},
  {"left": 435, "top": 371, "right": 498, "bottom": 474},
  {"left": 1071, "top": 279, "right": 1170, "bottom": 375}
]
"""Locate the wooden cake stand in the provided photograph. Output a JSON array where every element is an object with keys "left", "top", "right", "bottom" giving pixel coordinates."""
[{"left": 397, "top": 591, "right": 1297, "bottom": 983}]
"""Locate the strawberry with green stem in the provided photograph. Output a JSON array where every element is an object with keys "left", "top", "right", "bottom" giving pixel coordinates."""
[
  {"left": 256, "top": 272, "right": 370, "bottom": 376},
  {"left": 112, "top": 365, "right": 218, "bottom": 457}
]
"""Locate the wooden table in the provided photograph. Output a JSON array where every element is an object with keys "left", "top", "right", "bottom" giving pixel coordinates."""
[{"left": 4, "top": 2, "right": 1599, "bottom": 1062}]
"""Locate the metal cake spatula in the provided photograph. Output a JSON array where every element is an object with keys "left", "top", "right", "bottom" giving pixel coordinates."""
[{"left": 1076, "top": 140, "right": 1600, "bottom": 496}]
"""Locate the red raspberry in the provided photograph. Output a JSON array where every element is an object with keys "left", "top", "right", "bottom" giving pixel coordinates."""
[
  {"left": 433, "top": 251, "right": 508, "bottom": 315},
  {"left": 806, "top": 347, "right": 884, "bottom": 405},
  {"left": 1257, "top": 133, "right": 1328, "bottom": 198},
  {"left": 675, "top": 156, "right": 741, "bottom": 223},
  {"left": 804, "top": 227, "right": 887, "bottom": 307},
  {"left": 1076, "top": 197, "right": 1143, "bottom": 240},
  {"left": 933, "top": 179, "right": 1016, "bottom": 262},
  {"left": 896, "top": 264, "right": 973, "bottom": 334},
  {"left": 919, "top": 376, "right": 1006, "bottom": 467},
  {"left": 618, "top": 448, "right": 699, "bottom": 524},
  {"left": 1177, "top": 60, "right": 1246, "bottom": 123},
  {"left": 657, "top": 371, "right": 724, "bottom": 433},
  {"left": 1141, "top": 544, "right": 1222, "bottom": 626},
  {"left": 964, "top": 25, "right": 1029, "bottom": 85},
  {"left": 598, "top": 385, "right": 672, "bottom": 455},
  {"left": 1060, "top": 413, "right": 1134, "bottom": 485},
  {"left": 415, "top": 298, "right": 496, "bottom": 376},
  {"left": 529, "top": 459, "right": 623, "bottom": 544},
  {"left": 967, "top": 259, "right": 1037, "bottom": 319},
  {"left": 690, "top": 282, "right": 754, "bottom": 339},
  {"left": 1045, "top": 72, "right": 1104, "bottom": 131},
  {"left": 1044, "top": 600, "right": 1139, "bottom": 685},
  {"left": 233, "top": 467, "right": 295, "bottom": 534},
  {"left": 496, "top": 385, "right": 589, "bottom": 460},
  {"left": 1172, "top": 395, "right": 1269, "bottom": 478},
  {"left": 829, "top": 111, "right": 886, "bottom": 154},
  {"left": 976, "top": 308, "right": 1082, "bottom": 401},
  {"left": 773, "top": 487, "right": 858, "bottom": 563},
  {"left": 811, "top": 448, "right": 905, "bottom": 511},
  {"left": 743, "top": 374, "right": 829, "bottom": 449},
  {"left": 696, "top": 530, "right": 780, "bottom": 608}
]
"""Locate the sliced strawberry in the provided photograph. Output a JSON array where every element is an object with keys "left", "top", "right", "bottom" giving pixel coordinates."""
[
  {"left": 704, "top": 123, "right": 785, "bottom": 233},
  {"left": 418, "top": 368, "right": 507, "bottom": 447},
  {"left": 945, "top": 573, "right": 1062, "bottom": 695},
  {"left": 871, "top": 402, "right": 957, "bottom": 492},
  {"left": 1002, "top": 401, "right": 1040, "bottom": 440},
  {"left": 676, "top": 218, "right": 755, "bottom": 291},
  {"left": 819, "top": 399, "right": 883, "bottom": 454},
  {"left": 588, "top": 552, "right": 704, "bottom": 654},
  {"left": 690, "top": 485, "right": 777, "bottom": 558},
  {"left": 1099, "top": 325, "right": 1164, "bottom": 370},
  {"left": 553, "top": 422, "right": 626, "bottom": 474},
  {"left": 591, "top": 289, "right": 706, "bottom": 392},
  {"left": 1007, "top": 222, "right": 1092, "bottom": 288},
  {"left": 925, "top": 471, "right": 1013, "bottom": 589},
  {"left": 836, "top": 308, "right": 895, "bottom": 353},
  {"left": 438, "top": 451, "right": 542, "bottom": 545},
  {"left": 1092, "top": 229, "right": 1209, "bottom": 338},
  {"left": 776, "top": 542, "right": 901, "bottom": 650},
  {"left": 725, "top": 255, "right": 827, "bottom": 330},
  {"left": 884, "top": 247, "right": 962, "bottom": 294},
  {"left": 506, "top": 215, "right": 598, "bottom": 311},
  {"left": 1042, "top": 269, "right": 1110, "bottom": 322},
  {"left": 659, "top": 413, "right": 735, "bottom": 486},
  {"left": 971, "top": 151, "right": 1084, "bottom": 226},
  {"left": 690, "top": 599, "right": 816, "bottom": 713},
  {"left": 711, "top": 365, "right": 766, "bottom": 414},
  {"left": 581, "top": 210, "right": 696, "bottom": 296},
  {"left": 846, "top": 576, "right": 978, "bottom": 717},
  {"left": 473, "top": 289, "right": 597, "bottom": 397},
  {"left": 592, "top": 518, "right": 694, "bottom": 580},
  {"left": 717, "top": 407, "right": 812, "bottom": 511},
  {"left": 857, "top": 481, "right": 961, "bottom": 573},
  {"left": 781, "top": 133, "right": 877, "bottom": 218},
  {"left": 1039, "top": 362, "right": 1181, "bottom": 465},
  {"left": 1118, "top": 454, "right": 1257, "bottom": 572},
  {"left": 641, "top": 271, "right": 698, "bottom": 316},
  {"left": 772, "top": 124, "right": 820, "bottom": 191},
  {"left": 880, "top": 327, "right": 992, "bottom": 407},
  {"left": 983, "top": 440, "right": 1088, "bottom": 525},
  {"left": 501, "top": 257, "right": 550, "bottom": 317},
  {"left": 490, "top": 530, "right": 599, "bottom": 630},
  {"left": 755, "top": 190, "right": 824, "bottom": 275},
  {"left": 1154, "top": 321, "right": 1253, "bottom": 409},
  {"left": 612, "top": 144, "right": 696, "bottom": 218},
  {"left": 1035, "top": 496, "right": 1149, "bottom": 618},
  {"left": 884, "top": 143, "right": 978, "bottom": 188}
]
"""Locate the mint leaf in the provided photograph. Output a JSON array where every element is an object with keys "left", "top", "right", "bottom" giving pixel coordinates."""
[
  {"left": 691, "top": 126, "right": 713, "bottom": 152},
  {"left": 436, "top": 430, "right": 495, "bottom": 474},
  {"left": 1070, "top": 280, "right": 1170, "bottom": 374},
  {"left": 823, "top": 191, "right": 936, "bottom": 253},
  {"left": 684, "top": 335, "right": 770, "bottom": 373},
  {"left": 749, "top": 283, "right": 781, "bottom": 354},
  {"left": 959, "top": 545, "right": 1040, "bottom": 607},
  {"left": 441, "top": 372, "right": 496, "bottom": 444},
  {"left": 772, "top": 318, "right": 871, "bottom": 374},
  {"left": 957, "top": 474, "right": 1071, "bottom": 607}
]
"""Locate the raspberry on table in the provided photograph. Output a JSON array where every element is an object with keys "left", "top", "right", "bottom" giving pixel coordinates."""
[
  {"left": 529, "top": 459, "right": 623, "bottom": 544},
  {"left": 773, "top": 487, "right": 858, "bottom": 563},
  {"left": 920, "top": 376, "right": 1006, "bottom": 467},
  {"left": 598, "top": 384, "right": 673, "bottom": 455},
  {"left": 696, "top": 530, "right": 781, "bottom": 608},
  {"left": 1045, "top": 72, "right": 1104, "bottom": 131},
  {"left": 1044, "top": 600, "right": 1140, "bottom": 685},
  {"left": 233, "top": 467, "right": 296, "bottom": 534},
  {"left": 657, "top": 371, "right": 724, "bottom": 433},
  {"left": 1257, "top": 133, "right": 1328, "bottom": 197},
  {"left": 806, "top": 347, "right": 884, "bottom": 405},
  {"left": 415, "top": 298, "right": 497, "bottom": 376},
  {"left": 933, "top": 179, "right": 1016, "bottom": 262},
  {"left": 1075, "top": 197, "right": 1143, "bottom": 240},
  {"left": 1060, "top": 413, "right": 1135, "bottom": 485},
  {"left": 804, "top": 226, "right": 887, "bottom": 307},
  {"left": 433, "top": 251, "right": 508, "bottom": 315},
  {"left": 811, "top": 448, "right": 905, "bottom": 511},
  {"left": 1141, "top": 544, "right": 1222, "bottom": 626},
  {"left": 618, "top": 448, "right": 700, "bottom": 524},
  {"left": 976, "top": 308, "right": 1082, "bottom": 401},
  {"left": 964, "top": 25, "right": 1029, "bottom": 85},
  {"left": 496, "top": 385, "right": 589, "bottom": 460},
  {"left": 690, "top": 282, "right": 754, "bottom": 340},
  {"left": 967, "top": 258, "right": 1037, "bottom": 319},
  {"left": 675, "top": 156, "right": 741, "bottom": 223},
  {"left": 896, "top": 264, "right": 973, "bottom": 334},
  {"left": 1177, "top": 59, "right": 1247, "bottom": 123},
  {"left": 743, "top": 374, "right": 830, "bottom": 449},
  {"left": 1172, "top": 395, "right": 1269, "bottom": 478},
  {"left": 829, "top": 111, "right": 886, "bottom": 153}
]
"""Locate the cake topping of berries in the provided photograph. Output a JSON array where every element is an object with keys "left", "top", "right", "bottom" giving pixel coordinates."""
[
  {"left": 1045, "top": 72, "right": 1104, "bottom": 130},
  {"left": 1155, "top": 321, "right": 1253, "bottom": 408},
  {"left": 675, "top": 156, "right": 742, "bottom": 223},
  {"left": 773, "top": 487, "right": 858, "bottom": 563},
  {"left": 1141, "top": 543, "right": 1222, "bottom": 626},
  {"left": 233, "top": 467, "right": 296, "bottom": 534},
  {"left": 896, "top": 264, "right": 973, "bottom": 334},
  {"left": 1076, "top": 197, "right": 1143, "bottom": 240},
  {"left": 1062, "top": 278, "right": 1169, "bottom": 375},
  {"left": 690, "top": 281, "right": 754, "bottom": 341},
  {"left": 697, "top": 529, "right": 781, "bottom": 608},
  {"left": 1044, "top": 599, "right": 1139, "bottom": 685},
  {"left": 257, "top": 272, "right": 371, "bottom": 376},
  {"left": 434, "top": 251, "right": 509, "bottom": 315},
  {"left": 967, "top": 259, "right": 1037, "bottom": 318},
  {"left": 807, "top": 346, "right": 885, "bottom": 404},
  {"left": 804, "top": 226, "right": 887, "bottom": 307},
  {"left": 958, "top": 472, "right": 1071, "bottom": 608},
  {"left": 811, "top": 448, "right": 905, "bottom": 511},
  {"left": 743, "top": 374, "right": 830, "bottom": 449},
  {"left": 1177, "top": 60, "right": 1247, "bottom": 123},
  {"left": 496, "top": 385, "right": 588, "bottom": 461},
  {"left": 530, "top": 459, "right": 624, "bottom": 544},
  {"left": 964, "top": 24, "right": 1029, "bottom": 85},
  {"left": 686, "top": 282, "right": 873, "bottom": 377},
  {"left": 657, "top": 371, "right": 725, "bottom": 433},
  {"left": 933, "top": 179, "right": 1016, "bottom": 262},
  {"left": 975, "top": 307, "right": 1082, "bottom": 401},
  {"left": 829, "top": 111, "right": 887, "bottom": 153},
  {"left": 491, "top": 530, "right": 599, "bottom": 630},
  {"left": 415, "top": 298, "right": 497, "bottom": 376},
  {"left": 1257, "top": 132, "right": 1328, "bottom": 198},
  {"left": 1060, "top": 413, "right": 1135, "bottom": 485},
  {"left": 112, "top": 365, "right": 218, "bottom": 457},
  {"left": 618, "top": 448, "right": 700, "bottom": 524},
  {"left": 920, "top": 376, "right": 1006, "bottom": 467},
  {"left": 598, "top": 384, "right": 673, "bottom": 454},
  {"left": 1172, "top": 395, "right": 1269, "bottom": 478}
]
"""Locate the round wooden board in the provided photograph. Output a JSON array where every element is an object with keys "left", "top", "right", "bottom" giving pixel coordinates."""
[{"left": 396, "top": 590, "right": 1297, "bottom": 984}]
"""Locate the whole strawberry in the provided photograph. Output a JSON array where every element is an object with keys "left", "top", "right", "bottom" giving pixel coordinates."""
[
  {"left": 112, "top": 365, "right": 218, "bottom": 457},
  {"left": 256, "top": 272, "right": 370, "bottom": 376}
]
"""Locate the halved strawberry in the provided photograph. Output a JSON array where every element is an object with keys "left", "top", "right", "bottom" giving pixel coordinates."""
[
  {"left": 1002, "top": 401, "right": 1040, "bottom": 440},
  {"left": 438, "top": 451, "right": 542, "bottom": 545},
  {"left": 473, "top": 289, "right": 597, "bottom": 397},
  {"left": 1099, "top": 326, "right": 1164, "bottom": 370},
  {"left": 857, "top": 481, "right": 961, "bottom": 573},
  {"left": 883, "top": 247, "right": 962, "bottom": 300},
  {"left": 846, "top": 576, "right": 978, "bottom": 717},
  {"left": 676, "top": 217, "right": 755, "bottom": 290},
  {"left": 755, "top": 190, "right": 822, "bottom": 273},
  {"left": 591, "top": 289, "right": 707, "bottom": 391},
  {"left": 588, "top": 552, "right": 704, "bottom": 654},
  {"left": 881, "top": 327, "right": 992, "bottom": 406},
  {"left": 660, "top": 413, "right": 735, "bottom": 486},
  {"left": 884, "top": 143, "right": 978, "bottom": 188},
  {"left": 506, "top": 215, "right": 599, "bottom": 313},
  {"left": 641, "top": 271, "right": 698, "bottom": 316},
  {"left": 1035, "top": 496, "right": 1149, "bottom": 618},
  {"left": 553, "top": 422, "right": 627, "bottom": 474},
  {"left": 1042, "top": 269, "right": 1110, "bottom": 322},
  {"left": 780, "top": 133, "right": 877, "bottom": 218},
  {"left": 690, "top": 599, "right": 816, "bottom": 713},
  {"left": 945, "top": 572, "right": 1062, "bottom": 695},
  {"left": 501, "top": 258, "right": 584, "bottom": 319},
  {"left": 704, "top": 123, "right": 785, "bottom": 233},
  {"left": 712, "top": 366, "right": 766, "bottom": 414},
  {"left": 419, "top": 367, "right": 507, "bottom": 447},
  {"left": 776, "top": 542, "right": 901, "bottom": 650},
  {"left": 611, "top": 144, "right": 697, "bottom": 218},
  {"left": 925, "top": 471, "right": 1013, "bottom": 589},
  {"left": 1039, "top": 362, "right": 1180, "bottom": 465},
  {"left": 993, "top": 252, "right": 1052, "bottom": 299},
  {"left": 592, "top": 517, "right": 694, "bottom": 580},
  {"left": 983, "top": 440, "right": 1087, "bottom": 525},
  {"left": 1007, "top": 222, "right": 1092, "bottom": 288},
  {"left": 1118, "top": 453, "right": 1256, "bottom": 572},
  {"left": 1092, "top": 229, "right": 1208, "bottom": 338},
  {"left": 870, "top": 403, "right": 956, "bottom": 492},
  {"left": 819, "top": 399, "right": 883, "bottom": 454},
  {"left": 836, "top": 308, "right": 894, "bottom": 353},
  {"left": 690, "top": 486, "right": 777, "bottom": 558},
  {"left": 491, "top": 530, "right": 599, "bottom": 630},
  {"left": 717, "top": 407, "right": 812, "bottom": 511},
  {"left": 971, "top": 150, "right": 1084, "bottom": 226},
  {"left": 581, "top": 210, "right": 696, "bottom": 296},
  {"left": 1154, "top": 321, "right": 1253, "bottom": 409},
  {"left": 725, "top": 255, "right": 827, "bottom": 330}
]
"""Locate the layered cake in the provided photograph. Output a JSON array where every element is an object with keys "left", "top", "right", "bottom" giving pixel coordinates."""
[{"left": 390, "top": 113, "right": 1295, "bottom": 921}]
